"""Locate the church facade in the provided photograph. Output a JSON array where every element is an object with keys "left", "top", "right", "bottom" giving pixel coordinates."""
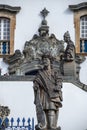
[{"left": 0, "top": 1, "right": 87, "bottom": 130}]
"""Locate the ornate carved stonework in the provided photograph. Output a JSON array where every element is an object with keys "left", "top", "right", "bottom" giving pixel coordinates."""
[
  {"left": 23, "top": 9, "right": 64, "bottom": 62},
  {"left": 0, "top": 105, "right": 10, "bottom": 129},
  {"left": 2, "top": 8, "right": 87, "bottom": 93},
  {"left": 1, "top": 8, "right": 87, "bottom": 130},
  {"left": 23, "top": 33, "right": 64, "bottom": 61}
]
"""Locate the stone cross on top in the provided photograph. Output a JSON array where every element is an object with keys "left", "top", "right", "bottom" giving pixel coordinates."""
[{"left": 40, "top": 8, "right": 49, "bottom": 19}]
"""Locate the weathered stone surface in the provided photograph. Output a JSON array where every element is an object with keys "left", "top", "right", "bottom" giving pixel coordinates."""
[
  {"left": 33, "top": 56, "right": 63, "bottom": 130},
  {"left": 2, "top": 8, "right": 87, "bottom": 92},
  {"left": 69, "top": 2, "right": 87, "bottom": 11},
  {"left": 0, "top": 105, "right": 10, "bottom": 129},
  {"left": 0, "top": 4, "right": 21, "bottom": 13}
]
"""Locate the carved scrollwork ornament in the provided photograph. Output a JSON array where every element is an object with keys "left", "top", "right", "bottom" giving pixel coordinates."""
[{"left": 2, "top": 9, "right": 87, "bottom": 90}]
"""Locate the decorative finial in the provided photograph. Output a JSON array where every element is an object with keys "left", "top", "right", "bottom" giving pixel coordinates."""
[
  {"left": 38, "top": 8, "right": 49, "bottom": 35},
  {"left": 40, "top": 8, "right": 49, "bottom": 19}
]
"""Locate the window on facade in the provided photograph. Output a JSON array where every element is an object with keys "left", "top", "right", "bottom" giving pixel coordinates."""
[
  {"left": 80, "top": 16, "right": 87, "bottom": 53},
  {"left": 0, "top": 18, "right": 10, "bottom": 54},
  {"left": 80, "top": 16, "right": 87, "bottom": 38},
  {"left": 69, "top": 2, "right": 87, "bottom": 54},
  {"left": 0, "top": 4, "right": 21, "bottom": 57}
]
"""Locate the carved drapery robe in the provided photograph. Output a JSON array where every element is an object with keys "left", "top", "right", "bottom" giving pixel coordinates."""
[
  {"left": 64, "top": 41, "right": 75, "bottom": 61},
  {"left": 33, "top": 69, "right": 63, "bottom": 111}
]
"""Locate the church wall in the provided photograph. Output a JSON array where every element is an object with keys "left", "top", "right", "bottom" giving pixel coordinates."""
[{"left": 0, "top": 0, "right": 87, "bottom": 130}]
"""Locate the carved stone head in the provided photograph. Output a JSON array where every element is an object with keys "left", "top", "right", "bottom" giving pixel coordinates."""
[
  {"left": 41, "top": 55, "right": 51, "bottom": 70},
  {"left": 63, "top": 31, "right": 70, "bottom": 43}
]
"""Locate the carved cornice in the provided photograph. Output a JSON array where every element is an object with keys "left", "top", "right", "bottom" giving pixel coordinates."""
[
  {"left": 0, "top": 75, "right": 35, "bottom": 81},
  {"left": 3, "top": 50, "right": 22, "bottom": 64},
  {"left": 69, "top": 2, "right": 87, "bottom": 11},
  {"left": 0, "top": 4, "right": 21, "bottom": 13},
  {"left": 0, "top": 75, "right": 87, "bottom": 92}
]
